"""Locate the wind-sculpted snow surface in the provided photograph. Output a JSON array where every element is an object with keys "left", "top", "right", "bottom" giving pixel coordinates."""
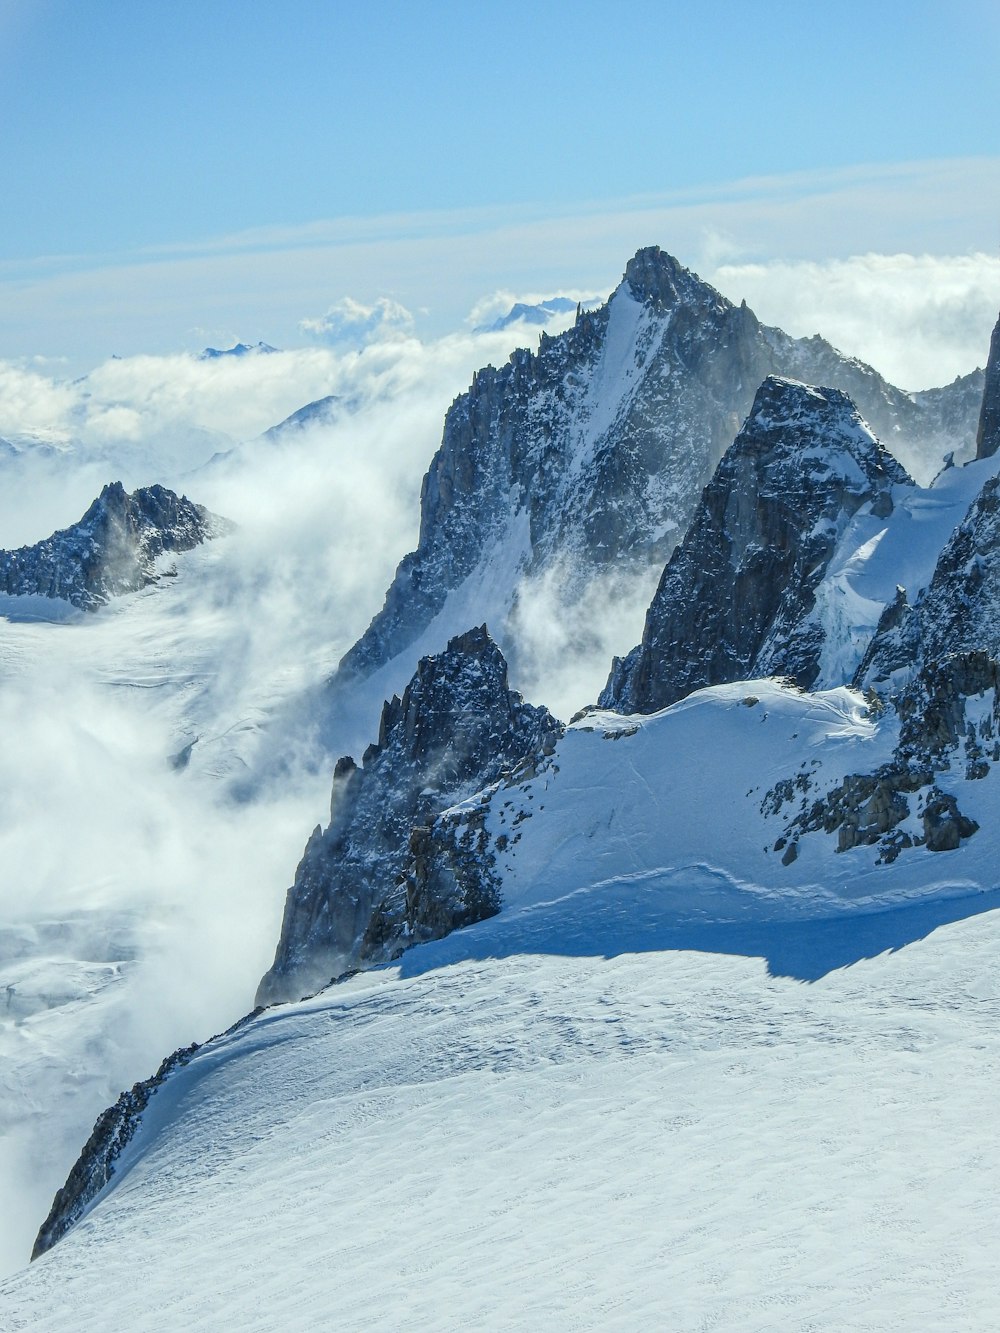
[
  {"left": 602, "top": 377, "right": 912, "bottom": 714},
  {"left": 0, "top": 482, "right": 225, "bottom": 610},
  {"left": 330, "top": 248, "right": 975, "bottom": 726},
  {"left": 256, "top": 627, "right": 562, "bottom": 1006}
]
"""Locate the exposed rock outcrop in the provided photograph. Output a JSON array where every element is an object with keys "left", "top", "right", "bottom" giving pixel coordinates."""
[
  {"left": 765, "top": 651, "right": 995, "bottom": 863},
  {"left": 975, "top": 312, "right": 1000, "bottom": 460},
  {"left": 257, "top": 627, "right": 562, "bottom": 1006},
  {"left": 601, "top": 377, "right": 912, "bottom": 714},
  {"left": 0, "top": 482, "right": 226, "bottom": 610},
  {"left": 857, "top": 473, "right": 1000, "bottom": 690},
  {"left": 32, "top": 1042, "right": 200, "bottom": 1259}
]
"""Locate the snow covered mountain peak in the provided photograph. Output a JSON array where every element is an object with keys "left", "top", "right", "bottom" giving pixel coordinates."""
[
  {"left": 320, "top": 247, "right": 975, "bottom": 748},
  {"left": 197, "top": 341, "right": 278, "bottom": 360},
  {"left": 0, "top": 481, "right": 227, "bottom": 612},
  {"left": 602, "top": 376, "right": 912, "bottom": 715}
]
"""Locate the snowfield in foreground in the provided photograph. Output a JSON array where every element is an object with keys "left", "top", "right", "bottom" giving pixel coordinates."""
[
  {"left": 3, "top": 873, "right": 1000, "bottom": 1331},
  {"left": 6, "top": 676, "right": 1000, "bottom": 1328}
]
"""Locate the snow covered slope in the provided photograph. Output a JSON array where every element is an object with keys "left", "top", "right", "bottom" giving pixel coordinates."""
[{"left": 6, "top": 827, "right": 1000, "bottom": 1328}]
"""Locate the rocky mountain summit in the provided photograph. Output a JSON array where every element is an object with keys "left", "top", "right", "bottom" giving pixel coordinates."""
[
  {"left": 602, "top": 377, "right": 912, "bottom": 714},
  {"left": 330, "top": 247, "right": 980, "bottom": 726},
  {"left": 0, "top": 482, "right": 226, "bottom": 611},
  {"left": 257, "top": 626, "right": 561, "bottom": 1006}
]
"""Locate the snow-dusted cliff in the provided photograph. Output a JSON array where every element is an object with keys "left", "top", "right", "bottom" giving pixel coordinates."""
[
  {"left": 327, "top": 248, "right": 978, "bottom": 728},
  {"left": 257, "top": 627, "right": 561, "bottom": 1006},
  {"left": 975, "top": 311, "right": 1000, "bottom": 460},
  {"left": 0, "top": 482, "right": 225, "bottom": 610},
  {"left": 601, "top": 377, "right": 912, "bottom": 714}
]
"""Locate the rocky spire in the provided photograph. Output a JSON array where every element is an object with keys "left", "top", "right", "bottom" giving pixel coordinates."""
[
  {"left": 257, "top": 627, "right": 562, "bottom": 1006},
  {"left": 602, "top": 377, "right": 912, "bottom": 715},
  {"left": 0, "top": 481, "right": 226, "bottom": 610},
  {"left": 975, "top": 312, "right": 1000, "bottom": 460}
]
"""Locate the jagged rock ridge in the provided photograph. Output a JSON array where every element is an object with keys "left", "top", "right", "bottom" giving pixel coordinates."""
[
  {"left": 257, "top": 627, "right": 562, "bottom": 1006},
  {"left": 857, "top": 472, "right": 1000, "bottom": 691},
  {"left": 975, "top": 312, "right": 1000, "bottom": 460},
  {"left": 0, "top": 482, "right": 226, "bottom": 610},
  {"left": 334, "top": 247, "right": 975, "bottom": 700},
  {"left": 765, "top": 652, "right": 993, "bottom": 865},
  {"left": 32, "top": 1043, "right": 200, "bottom": 1259},
  {"left": 601, "top": 377, "right": 912, "bottom": 714}
]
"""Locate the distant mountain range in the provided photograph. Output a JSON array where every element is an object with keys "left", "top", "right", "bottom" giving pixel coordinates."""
[
  {"left": 198, "top": 341, "right": 279, "bottom": 360},
  {"left": 473, "top": 297, "right": 580, "bottom": 333}
]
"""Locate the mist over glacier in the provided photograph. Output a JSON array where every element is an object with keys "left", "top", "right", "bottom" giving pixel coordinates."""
[{"left": 0, "top": 310, "right": 594, "bottom": 1274}]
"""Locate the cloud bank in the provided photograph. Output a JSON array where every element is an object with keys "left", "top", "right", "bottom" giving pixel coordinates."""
[
  {"left": 708, "top": 252, "right": 1000, "bottom": 390},
  {"left": 299, "top": 295, "right": 415, "bottom": 344}
]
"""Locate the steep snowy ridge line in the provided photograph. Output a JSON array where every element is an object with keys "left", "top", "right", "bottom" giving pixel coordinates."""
[{"left": 325, "top": 246, "right": 981, "bottom": 747}]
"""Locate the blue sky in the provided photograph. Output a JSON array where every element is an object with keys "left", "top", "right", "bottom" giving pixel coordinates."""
[{"left": 1, "top": 0, "right": 998, "bottom": 366}]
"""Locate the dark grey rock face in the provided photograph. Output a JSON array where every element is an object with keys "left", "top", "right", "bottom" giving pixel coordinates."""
[
  {"left": 858, "top": 473, "right": 1000, "bottom": 690},
  {"left": 912, "top": 367, "right": 985, "bottom": 465},
  {"left": 975, "top": 313, "right": 1000, "bottom": 460},
  {"left": 766, "top": 651, "right": 994, "bottom": 864},
  {"left": 32, "top": 1042, "right": 200, "bottom": 1259},
  {"left": 257, "top": 627, "right": 561, "bottom": 1006},
  {"left": 601, "top": 377, "right": 912, "bottom": 715},
  {"left": 334, "top": 248, "right": 969, "bottom": 696},
  {"left": 0, "top": 481, "right": 225, "bottom": 610}
]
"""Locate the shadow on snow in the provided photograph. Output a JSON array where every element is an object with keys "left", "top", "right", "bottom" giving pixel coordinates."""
[{"left": 393, "top": 883, "right": 1000, "bottom": 984}]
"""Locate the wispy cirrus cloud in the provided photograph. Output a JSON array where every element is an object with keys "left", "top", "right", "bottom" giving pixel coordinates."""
[{"left": 1, "top": 156, "right": 998, "bottom": 381}]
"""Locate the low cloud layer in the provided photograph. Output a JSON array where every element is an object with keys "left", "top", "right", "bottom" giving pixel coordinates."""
[
  {"left": 299, "top": 295, "right": 415, "bottom": 344},
  {"left": 708, "top": 252, "right": 1000, "bottom": 390},
  {"left": 0, "top": 309, "right": 588, "bottom": 1274}
]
